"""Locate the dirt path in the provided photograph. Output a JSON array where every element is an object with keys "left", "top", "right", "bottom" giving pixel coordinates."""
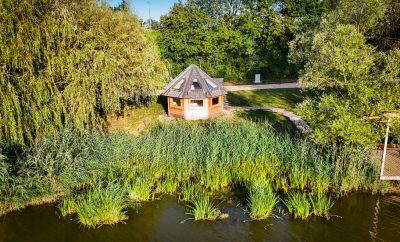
[{"left": 224, "top": 82, "right": 300, "bottom": 91}]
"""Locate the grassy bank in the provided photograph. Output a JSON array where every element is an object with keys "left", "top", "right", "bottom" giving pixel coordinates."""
[
  {"left": 0, "top": 118, "right": 396, "bottom": 226},
  {"left": 227, "top": 88, "right": 311, "bottom": 111},
  {"left": 224, "top": 78, "right": 298, "bottom": 86}
]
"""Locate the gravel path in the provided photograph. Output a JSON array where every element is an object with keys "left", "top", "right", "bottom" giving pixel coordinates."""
[{"left": 224, "top": 82, "right": 300, "bottom": 91}]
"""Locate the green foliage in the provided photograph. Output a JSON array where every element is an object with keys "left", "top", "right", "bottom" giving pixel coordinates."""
[
  {"left": 181, "top": 183, "right": 202, "bottom": 201},
  {"left": 332, "top": 0, "right": 387, "bottom": 34},
  {"left": 291, "top": 2, "right": 400, "bottom": 145},
  {"left": 127, "top": 176, "right": 153, "bottom": 202},
  {"left": 188, "top": 193, "right": 220, "bottom": 221},
  {"left": 0, "top": 0, "right": 168, "bottom": 146},
  {"left": 309, "top": 193, "right": 334, "bottom": 219},
  {"left": 284, "top": 192, "right": 311, "bottom": 219},
  {"left": 0, "top": 118, "right": 386, "bottom": 221},
  {"left": 158, "top": 0, "right": 327, "bottom": 80},
  {"left": 248, "top": 185, "right": 280, "bottom": 220},
  {"left": 59, "top": 196, "right": 76, "bottom": 217},
  {"left": 74, "top": 183, "right": 128, "bottom": 228}
]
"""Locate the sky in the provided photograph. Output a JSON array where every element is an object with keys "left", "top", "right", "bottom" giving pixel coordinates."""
[{"left": 107, "top": 0, "right": 179, "bottom": 21}]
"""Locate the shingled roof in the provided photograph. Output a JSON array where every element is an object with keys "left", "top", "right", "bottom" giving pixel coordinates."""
[{"left": 161, "top": 64, "right": 227, "bottom": 99}]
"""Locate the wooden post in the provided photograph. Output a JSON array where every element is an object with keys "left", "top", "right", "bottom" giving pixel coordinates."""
[{"left": 380, "top": 124, "right": 390, "bottom": 178}]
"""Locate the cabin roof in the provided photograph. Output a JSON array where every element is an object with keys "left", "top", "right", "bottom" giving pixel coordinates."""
[{"left": 161, "top": 64, "right": 227, "bottom": 99}]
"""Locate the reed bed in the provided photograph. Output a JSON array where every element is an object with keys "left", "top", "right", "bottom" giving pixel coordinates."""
[{"left": 0, "top": 118, "right": 389, "bottom": 226}]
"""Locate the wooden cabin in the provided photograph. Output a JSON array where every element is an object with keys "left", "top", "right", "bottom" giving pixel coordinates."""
[{"left": 161, "top": 64, "right": 227, "bottom": 120}]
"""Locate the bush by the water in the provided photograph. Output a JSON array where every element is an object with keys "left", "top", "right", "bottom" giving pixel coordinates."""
[{"left": 0, "top": 118, "right": 388, "bottom": 226}]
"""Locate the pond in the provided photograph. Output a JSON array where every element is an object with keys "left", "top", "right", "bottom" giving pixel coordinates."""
[{"left": 0, "top": 193, "right": 399, "bottom": 242}]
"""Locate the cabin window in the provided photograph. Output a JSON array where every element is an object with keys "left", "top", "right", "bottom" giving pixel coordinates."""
[
  {"left": 191, "top": 79, "right": 202, "bottom": 90},
  {"left": 171, "top": 98, "right": 181, "bottom": 107},
  {"left": 206, "top": 79, "right": 217, "bottom": 89},
  {"left": 190, "top": 100, "right": 204, "bottom": 108},
  {"left": 212, "top": 97, "right": 219, "bottom": 106}
]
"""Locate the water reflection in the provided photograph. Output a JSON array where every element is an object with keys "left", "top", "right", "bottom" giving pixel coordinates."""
[{"left": 0, "top": 193, "right": 399, "bottom": 242}]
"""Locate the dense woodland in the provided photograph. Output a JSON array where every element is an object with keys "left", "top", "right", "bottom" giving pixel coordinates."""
[{"left": 158, "top": 0, "right": 328, "bottom": 80}]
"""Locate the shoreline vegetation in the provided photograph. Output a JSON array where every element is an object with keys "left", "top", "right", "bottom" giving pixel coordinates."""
[
  {"left": 1, "top": 117, "right": 398, "bottom": 227},
  {"left": 0, "top": 0, "right": 399, "bottom": 232}
]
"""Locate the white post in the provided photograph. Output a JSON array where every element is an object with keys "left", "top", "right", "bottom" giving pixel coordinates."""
[
  {"left": 380, "top": 124, "right": 390, "bottom": 178},
  {"left": 254, "top": 74, "right": 261, "bottom": 84}
]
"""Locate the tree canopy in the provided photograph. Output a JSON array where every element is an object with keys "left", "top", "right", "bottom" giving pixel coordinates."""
[
  {"left": 0, "top": 0, "right": 168, "bottom": 146},
  {"left": 157, "top": 0, "right": 328, "bottom": 81},
  {"left": 291, "top": 0, "right": 400, "bottom": 146}
]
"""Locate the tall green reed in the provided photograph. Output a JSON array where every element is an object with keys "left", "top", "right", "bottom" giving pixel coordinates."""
[
  {"left": 248, "top": 185, "right": 279, "bottom": 220},
  {"left": 284, "top": 192, "right": 311, "bottom": 219}
]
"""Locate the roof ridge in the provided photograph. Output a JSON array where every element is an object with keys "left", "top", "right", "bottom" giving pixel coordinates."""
[{"left": 161, "top": 64, "right": 227, "bottom": 99}]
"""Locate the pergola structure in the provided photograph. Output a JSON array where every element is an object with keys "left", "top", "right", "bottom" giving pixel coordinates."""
[{"left": 161, "top": 64, "right": 227, "bottom": 120}]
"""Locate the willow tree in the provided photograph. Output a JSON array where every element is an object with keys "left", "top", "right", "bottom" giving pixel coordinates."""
[{"left": 0, "top": 0, "right": 168, "bottom": 146}]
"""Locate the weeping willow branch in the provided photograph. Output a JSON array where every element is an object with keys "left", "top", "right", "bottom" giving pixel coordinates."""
[{"left": 0, "top": 0, "right": 168, "bottom": 146}]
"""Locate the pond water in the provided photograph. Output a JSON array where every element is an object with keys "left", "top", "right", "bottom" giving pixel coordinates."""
[{"left": 0, "top": 193, "right": 400, "bottom": 242}]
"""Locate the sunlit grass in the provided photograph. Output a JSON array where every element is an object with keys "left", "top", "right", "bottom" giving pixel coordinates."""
[
  {"left": 227, "top": 89, "right": 311, "bottom": 111},
  {"left": 74, "top": 184, "right": 128, "bottom": 228},
  {"left": 58, "top": 196, "right": 76, "bottom": 217},
  {"left": 181, "top": 182, "right": 202, "bottom": 201},
  {"left": 127, "top": 176, "right": 153, "bottom": 202},
  {"left": 2, "top": 118, "right": 385, "bottom": 226},
  {"left": 248, "top": 185, "right": 280, "bottom": 220},
  {"left": 284, "top": 192, "right": 311, "bottom": 220},
  {"left": 188, "top": 193, "right": 221, "bottom": 221},
  {"left": 309, "top": 193, "right": 334, "bottom": 219}
]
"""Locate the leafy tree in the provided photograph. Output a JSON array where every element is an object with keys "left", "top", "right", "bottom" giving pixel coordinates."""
[
  {"left": 158, "top": 0, "right": 327, "bottom": 80},
  {"left": 0, "top": 0, "right": 168, "bottom": 146},
  {"left": 331, "top": 0, "right": 386, "bottom": 34},
  {"left": 292, "top": 1, "right": 400, "bottom": 146}
]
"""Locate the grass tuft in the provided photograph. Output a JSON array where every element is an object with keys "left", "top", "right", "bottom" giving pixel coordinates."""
[
  {"left": 59, "top": 196, "right": 76, "bottom": 217},
  {"left": 188, "top": 193, "right": 220, "bottom": 221},
  {"left": 309, "top": 193, "right": 334, "bottom": 219},
  {"left": 74, "top": 183, "right": 128, "bottom": 228},
  {"left": 248, "top": 185, "right": 279, "bottom": 220},
  {"left": 284, "top": 192, "right": 311, "bottom": 220},
  {"left": 127, "top": 177, "right": 153, "bottom": 202}
]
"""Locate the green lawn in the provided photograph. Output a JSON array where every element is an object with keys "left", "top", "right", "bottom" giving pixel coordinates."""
[
  {"left": 108, "top": 98, "right": 168, "bottom": 135},
  {"left": 234, "top": 110, "right": 297, "bottom": 134},
  {"left": 226, "top": 88, "right": 310, "bottom": 111},
  {"left": 224, "top": 78, "right": 297, "bottom": 86}
]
